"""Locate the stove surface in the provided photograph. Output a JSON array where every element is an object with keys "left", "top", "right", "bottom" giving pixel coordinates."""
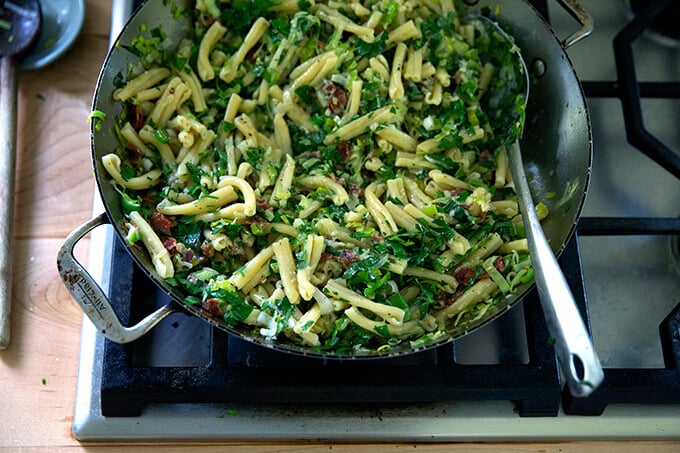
[
  {"left": 72, "top": 0, "right": 680, "bottom": 441},
  {"left": 72, "top": 232, "right": 680, "bottom": 440}
]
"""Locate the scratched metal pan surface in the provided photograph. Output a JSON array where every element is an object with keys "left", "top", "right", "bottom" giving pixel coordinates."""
[{"left": 67, "top": 0, "right": 592, "bottom": 358}]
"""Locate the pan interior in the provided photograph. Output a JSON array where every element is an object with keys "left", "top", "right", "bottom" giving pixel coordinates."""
[{"left": 90, "top": 0, "right": 591, "bottom": 358}]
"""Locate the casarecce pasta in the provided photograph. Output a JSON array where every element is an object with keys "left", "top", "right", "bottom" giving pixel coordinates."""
[{"left": 98, "top": 0, "right": 535, "bottom": 354}]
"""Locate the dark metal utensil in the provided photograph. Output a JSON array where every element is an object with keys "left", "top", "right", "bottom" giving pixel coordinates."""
[
  {"left": 471, "top": 13, "right": 604, "bottom": 397},
  {"left": 0, "top": 0, "right": 42, "bottom": 349}
]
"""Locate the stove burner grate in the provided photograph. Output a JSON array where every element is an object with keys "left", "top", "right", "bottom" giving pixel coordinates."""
[
  {"left": 95, "top": 0, "right": 680, "bottom": 421},
  {"left": 560, "top": 0, "right": 680, "bottom": 414},
  {"left": 100, "top": 236, "right": 567, "bottom": 418},
  {"left": 562, "top": 217, "right": 680, "bottom": 415},
  {"left": 614, "top": 0, "right": 680, "bottom": 178}
]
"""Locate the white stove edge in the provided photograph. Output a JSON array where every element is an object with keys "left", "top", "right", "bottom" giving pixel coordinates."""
[{"left": 71, "top": 197, "right": 680, "bottom": 442}]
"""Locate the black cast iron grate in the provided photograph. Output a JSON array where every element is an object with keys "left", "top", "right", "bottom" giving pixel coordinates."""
[
  {"left": 583, "top": 0, "right": 680, "bottom": 178},
  {"left": 100, "top": 235, "right": 568, "bottom": 417},
  {"left": 563, "top": 219, "right": 680, "bottom": 415},
  {"left": 562, "top": 0, "right": 680, "bottom": 415},
  {"left": 97, "top": 0, "right": 680, "bottom": 419}
]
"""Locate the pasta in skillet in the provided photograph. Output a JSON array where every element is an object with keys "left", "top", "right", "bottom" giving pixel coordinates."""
[{"left": 98, "top": 0, "right": 534, "bottom": 354}]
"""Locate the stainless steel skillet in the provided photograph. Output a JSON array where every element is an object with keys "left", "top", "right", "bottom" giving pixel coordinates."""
[{"left": 58, "top": 0, "right": 598, "bottom": 393}]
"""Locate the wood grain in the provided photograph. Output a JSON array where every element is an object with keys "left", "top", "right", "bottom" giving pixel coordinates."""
[
  {"left": 0, "top": 0, "right": 677, "bottom": 450},
  {"left": 0, "top": 0, "right": 103, "bottom": 447}
]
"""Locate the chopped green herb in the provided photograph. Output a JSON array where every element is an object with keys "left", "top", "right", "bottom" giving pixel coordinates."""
[
  {"left": 154, "top": 127, "right": 170, "bottom": 144},
  {"left": 121, "top": 192, "right": 142, "bottom": 213},
  {"left": 100, "top": 0, "right": 533, "bottom": 355},
  {"left": 87, "top": 110, "right": 106, "bottom": 132},
  {"left": 126, "top": 226, "right": 142, "bottom": 245}
]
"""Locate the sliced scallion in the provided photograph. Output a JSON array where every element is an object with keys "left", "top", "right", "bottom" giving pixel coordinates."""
[{"left": 482, "top": 256, "right": 511, "bottom": 293}]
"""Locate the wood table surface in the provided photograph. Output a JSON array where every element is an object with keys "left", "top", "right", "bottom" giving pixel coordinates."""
[{"left": 0, "top": 0, "right": 677, "bottom": 451}]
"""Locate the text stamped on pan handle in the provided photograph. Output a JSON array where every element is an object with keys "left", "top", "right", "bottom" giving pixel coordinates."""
[{"left": 57, "top": 213, "right": 175, "bottom": 344}]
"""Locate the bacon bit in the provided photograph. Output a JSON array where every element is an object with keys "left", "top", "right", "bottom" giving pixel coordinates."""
[
  {"left": 493, "top": 256, "right": 505, "bottom": 273},
  {"left": 198, "top": 14, "right": 216, "bottom": 28},
  {"left": 150, "top": 212, "right": 177, "bottom": 235},
  {"left": 203, "top": 298, "right": 224, "bottom": 317},
  {"left": 328, "top": 172, "right": 346, "bottom": 186},
  {"left": 127, "top": 103, "right": 145, "bottom": 131},
  {"left": 477, "top": 149, "right": 494, "bottom": 165},
  {"left": 140, "top": 191, "right": 156, "bottom": 206},
  {"left": 220, "top": 240, "right": 244, "bottom": 260},
  {"left": 438, "top": 288, "right": 465, "bottom": 308},
  {"left": 172, "top": 241, "right": 198, "bottom": 265},
  {"left": 337, "top": 141, "right": 352, "bottom": 162},
  {"left": 241, "top": 215, "right": 268, "bottom": 228},
  {"left": 163, "top": 237, "right": 177, "bottom": 253},
  {"left": 442, "top": 266, "right": 497, "bottom": 307},
  {"left": 338, "top": 249, "right": 360, "bottom": 267},
  {"left": 455, "top": 267, "right": 476, "bottom": 286},
  {"left": 436, "top": 289, "right": 448, "bottom": 307},
  {"left": 255, "top": 198, "right": 269, "bottom": 211},
  {"left": 245, "top": 42, "right": 262, "bottom": 64},
  {"left": 454, "top": 71, "right": 463, "bottom": 85},
  {"left": 126, "top": 145, "right": 143, "bottom": 164},
  {"left": 201, "top": 241, "right": 215, "bottom": 258},
  {"left": 319, "top": 252, "right": 334, "bottom": 264},
  {"left": 182, "top": 248, "right": 196, "bottom": 264},
  {"left": 319, "top": 250, "right": 361, "bottom": 269},
  {"left": 322, "top": 81, "right": 348, "bottom": 115},
  {"left": 349, "top": 183, "right": 362, "bottom": 196}
]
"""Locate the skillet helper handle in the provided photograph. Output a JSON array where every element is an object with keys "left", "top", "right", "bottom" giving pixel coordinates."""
[
  {"left": 57, "top": 213, "right": 175, "bottom": 344},
  {"left": 507, "top": 141, "right": 604, "bottom": 397},
  {"left": 0, "top": 56, "right": 19, "bottom": 350},
  {"left": 554, "top": 0, "right": 594, "bottom": 48}
]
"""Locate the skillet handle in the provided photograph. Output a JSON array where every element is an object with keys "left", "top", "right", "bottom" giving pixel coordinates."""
[
  {"left": 554, "top": 0, "right": 594, "bottom": 48},
  {"left": 57, "top": 213, "right": 175, "bottom": 344}
]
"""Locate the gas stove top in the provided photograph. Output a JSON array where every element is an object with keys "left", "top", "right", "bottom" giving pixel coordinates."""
[{"left": 71, "top": 0, "right": 680, "bottom": 441}]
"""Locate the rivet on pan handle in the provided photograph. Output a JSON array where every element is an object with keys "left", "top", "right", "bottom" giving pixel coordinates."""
[
  {"left": 555, "top": 0, "right": 595, "bottom": 48},
  {"left": 57, "top": 212, "right": 175, "bottom": 344}
]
